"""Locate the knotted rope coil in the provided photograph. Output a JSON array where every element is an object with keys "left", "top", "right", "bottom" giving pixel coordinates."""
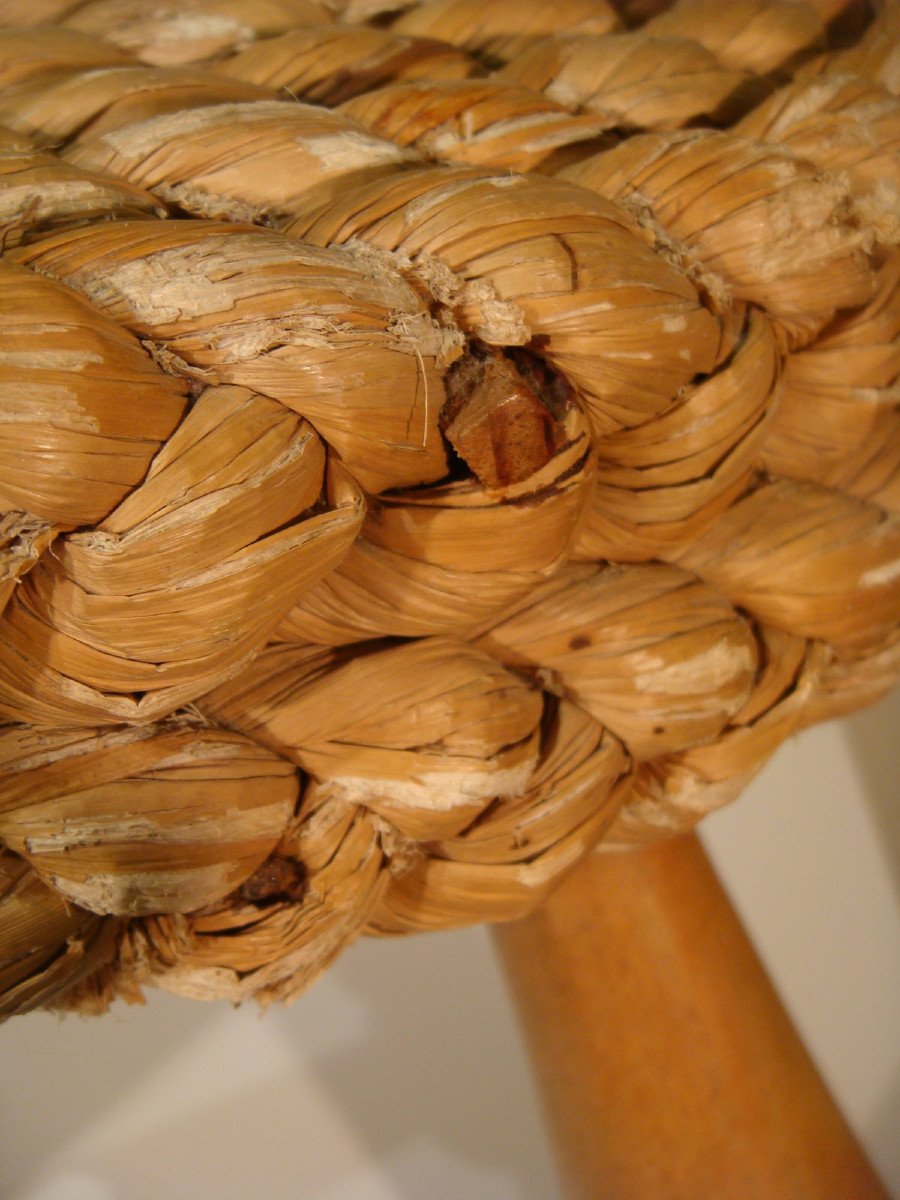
[{"left": 0, "top": 0, "right": 897, "bottom": 1017}]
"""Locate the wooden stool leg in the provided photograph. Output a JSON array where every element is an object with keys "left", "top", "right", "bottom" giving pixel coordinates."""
[{"left": 493, "top": 832, "right": 889, "bottom": 1200}]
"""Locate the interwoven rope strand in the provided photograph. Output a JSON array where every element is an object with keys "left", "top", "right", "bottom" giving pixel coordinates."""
[{"left": 0, "top": 0, "right": 897, "bottom": 1017}]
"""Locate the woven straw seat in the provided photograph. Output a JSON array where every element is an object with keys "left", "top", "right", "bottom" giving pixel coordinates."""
[{"left": 0, "top": 0, "right": 897, "bottom": 1019}]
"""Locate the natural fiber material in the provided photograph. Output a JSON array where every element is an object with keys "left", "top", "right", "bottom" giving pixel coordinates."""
[{"left": 0, "top": 0, "right": 897, "bottom": 1018}]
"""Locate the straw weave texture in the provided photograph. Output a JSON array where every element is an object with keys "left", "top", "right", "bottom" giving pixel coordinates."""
[{"left": 0, "top": 0, "right": 897, "bottom": 1016}]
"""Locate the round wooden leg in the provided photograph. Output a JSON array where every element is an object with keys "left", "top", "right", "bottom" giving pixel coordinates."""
[{"left": 493, "top": 832, "right": 889, "bottom": 1200}]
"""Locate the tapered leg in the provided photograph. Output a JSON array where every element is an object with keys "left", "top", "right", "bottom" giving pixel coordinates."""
[{"left": 493, "top": 832, "right": 889, "bottom": 1200}]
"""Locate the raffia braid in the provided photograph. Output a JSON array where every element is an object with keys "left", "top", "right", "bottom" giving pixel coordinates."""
[{"left": 0, "top": 0, "right": 897, "bottom": 1019}]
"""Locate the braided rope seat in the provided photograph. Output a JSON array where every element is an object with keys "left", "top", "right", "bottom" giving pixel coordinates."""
[{"left": 0, "top": 0, "right": 897, "bottom": 1019}]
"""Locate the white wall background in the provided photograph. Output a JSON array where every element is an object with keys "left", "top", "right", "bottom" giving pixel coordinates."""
[{"left": 2, "top": 691, "right": 898, "bottom": 1200}]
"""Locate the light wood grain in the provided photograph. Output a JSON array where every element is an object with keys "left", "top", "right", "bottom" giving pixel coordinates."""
[{"left": 494, "top": 832, "right": 890, "bottom": 1200}]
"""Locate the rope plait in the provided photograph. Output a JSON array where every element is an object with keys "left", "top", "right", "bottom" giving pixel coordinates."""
[{"left": 0, "top": 0, "right": 898, "bottom": 1017}]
